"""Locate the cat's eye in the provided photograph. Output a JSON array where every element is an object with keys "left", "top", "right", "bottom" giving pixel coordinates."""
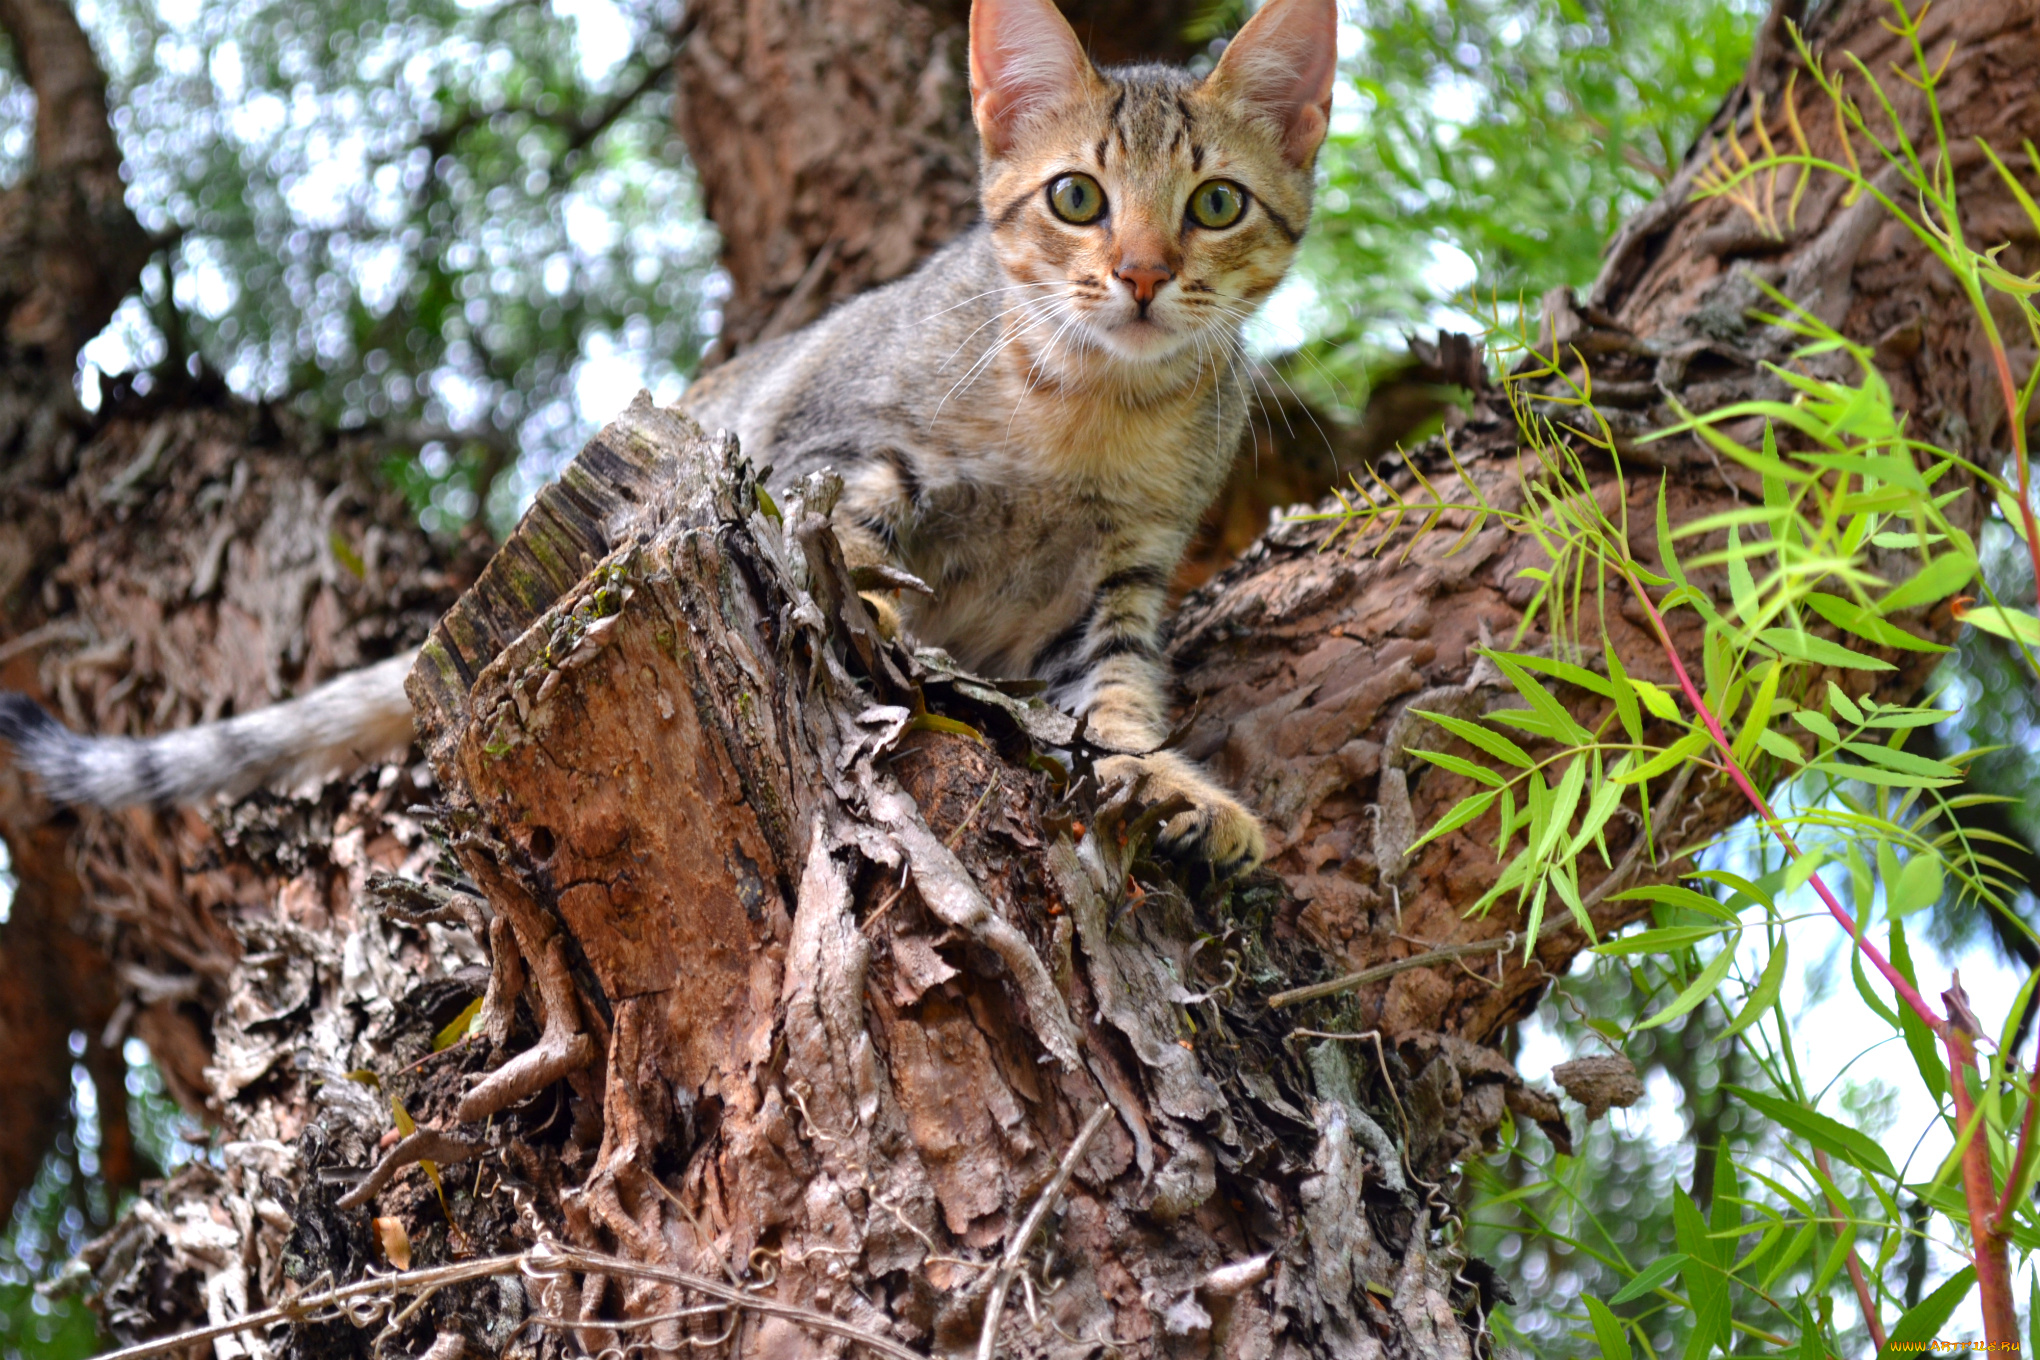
[
  {"left": 1187, "top": 180, "right": 1246, "bottom": 229},
  {"left": 1047, "top": 173, "right": 1106, "bottom": 225}
]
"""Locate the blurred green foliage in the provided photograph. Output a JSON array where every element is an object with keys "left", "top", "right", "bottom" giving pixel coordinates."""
[
  {"left": 0, "top": 1027, "right": 197, "bottom": 1360},
  {"left": 56, "top": 0, "right": 714, "bottom": 530},
  {"left": 1311, "top": 0, "right": 1761, "bottom": 325},
  {"left": 1281, "top": 0, "right": 1762, "bottom": 419}
]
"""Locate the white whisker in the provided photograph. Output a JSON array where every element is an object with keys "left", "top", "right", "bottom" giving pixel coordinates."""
[
  {"left": 917, "top": 280, "right": 1068, "bottom": 325},
  {"left": 936, "top": 294, "right": 1059, "bottom": 420},
  {"left": 1193, "top": 297, "right": 1343, "bottom": 477},
  {"left": 937, "top": 295, "right": 1065, "bottom": 374}
]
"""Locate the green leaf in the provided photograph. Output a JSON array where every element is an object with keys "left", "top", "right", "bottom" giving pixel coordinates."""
[
  {"left": 1754, "top": 727, "right": 1806, "bottom": 764},
  {"left": 1486, "top": 706, "right": 1572, "bottom": 741},
  {"left": 1809, "top": 760, "right": 1959, "bottom": 790},
  {"left": 1957, "top": 603, "right": 2040, "bottom": 645},
  {"left": 1607, "top": 643, "right": 1644, "bottom": 747},
  {"left": 1878, "top": 549, "right": 1974, "bottom": 613},
  {"left": 1533, "top": 755, "right": 1589, "bottom": 864},
  {"left": 1841, "top": 740, "right": 1962, "bottom": 781},
  {"left": 1725, "top": 1086, "right": 1898, "bottom": 1180},
  {"left": 1692, "top": 868, "right": 1775, "bottom": 910},
  {"left": 1861, "top": 705, "right": 1957, "bottom": 729},
  {"left": 330, "top": 531, "right": 366, "bottom": 579},
  {"left": 1732, "top": 660, "right": 1781, "bottom": 766},
  {"left": 1758, "top": 626, "right": 1896, "bottom": 671},
  {"left": 1727, "top": 523, "right": 1761, "bottom": 626},
  {"left": 1505, "top": 651, "right": 1616, "bottom": 697},
  {"left": 1636, "top": 940, "right": 1739, "bottom": 1031},
  {"left": 2029, "top": 1272, "right": 2038, "bottom": 1360},
  {"left": 1608, "top": 1253, "right": 1688, "bottom": 1306},
  {"left": 1620, "top": 730, "right": 1711, "bottom": 784},
  {"left": 1852, "top": 947, "right": 1900, "bottom": 1027},
  {"left": 1633, "top": 678, "right": 1682, "bottom": 721},
  {"left": 1764, "top": 1221, "right": 1818, "bottom": 1292},
  {"left": 433, "top": 997, "right": 483, "bottom": 1052},
  {"left": 1828, "top": 682, "right": 1865, "bottom": 725},
  {"left": 1890, "top": 920, "right": 1948, "bottom": 1103},
  {"left": 1673, "top": 1189, "right": 1732, "bottom": 1357},
  {"left": 1876, "top": 1266, "right": 1974, "bottom": 1360},
  {"left": 1811, "top": 1217, "right": 1858, "bottom": 1294},
  {"left": 1415, "top": 710, "right": 1534, "bottom": 769},
  {"left": 1411, "top": 790, "right": 1500, "bottom": 852},
  {"left": 1803, "top": 591, "right": 1949, "bottom": 652},
  {"left": 1583, "top": 1296, "right": 1633, "bottom": 1360},
  {"left": 1657, "top": 479, "right": 1690, "bottom": 589},
  {"left": 1611, "top": 883, "right": 1744, "bottom": 923},
  {"left": 1708, "top": 1140, "right": 1742, "bottom": 1243},
  {"left": 1888, "top": 851, "right": 1945, "bottom": 917},
  {"left": 1407, "top": 748, "right": 1506, "bottom": 788},
  {"left": 1792, "top": 709, "right": 1841, "bottom": 744},
  {"left": 1997, "top": 484, "right": 2031, "bottom": 541},
  {"left": 1796, "top": 1302, "right": 1824, "bottom": 1360},
  {"left": 1488, "top": 650, "right": 1595, "bottom": 746},
  {"left": 1594, "top": 926, "right": 1733, "bottom": 957},
  {"left": 1721, "top": 938, "right": 1787, "bottom": 1040},
  {"left": 1568, "top": 757, "right": 1632, "bottom": 861}
]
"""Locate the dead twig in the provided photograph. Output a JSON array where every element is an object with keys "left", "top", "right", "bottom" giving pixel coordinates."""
[
  {"left": 1268, "top": 933, "right": 1519, "bottom": 1009},
  {"left": 85, "top": 1243, "right": 930, "bottom": 1360},
  {"left": 336, "top": 1129, "right": 487, "bottom": 1211},
  {"left": 975, "top": 1104, "right": 1113, "bottom": 1360}
]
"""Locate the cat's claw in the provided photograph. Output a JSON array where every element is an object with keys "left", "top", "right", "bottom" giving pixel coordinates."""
[{"left": 1099, "top": 750, "right": 1267, "bottom": 872}]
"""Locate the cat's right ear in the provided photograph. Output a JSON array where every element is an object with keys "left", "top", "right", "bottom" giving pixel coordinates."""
[{"left": 970, "top": 0, "right": 1096, "bottom": 159}]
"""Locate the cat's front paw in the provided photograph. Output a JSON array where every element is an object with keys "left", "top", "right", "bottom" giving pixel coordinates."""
[{"left": 1099, "top": 750, "right": 1266, "bottom": 871}]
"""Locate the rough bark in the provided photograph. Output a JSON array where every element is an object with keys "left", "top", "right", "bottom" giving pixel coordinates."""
[{"left": 0, "top": 0, "right": 2035, "bottom": 1358}]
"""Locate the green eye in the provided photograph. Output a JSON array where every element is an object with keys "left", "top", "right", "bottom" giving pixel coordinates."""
[
  {"left": 1188, "top": 179, "right": 1246, "bottom": 229},
  {"left": 1048, "top": 173, "right": 1106, "bottom": 225}
]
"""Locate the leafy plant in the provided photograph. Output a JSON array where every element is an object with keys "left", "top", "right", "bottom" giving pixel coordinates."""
[{"left": 1328, "top": 4, "right": 2040, "bottom": 1349}]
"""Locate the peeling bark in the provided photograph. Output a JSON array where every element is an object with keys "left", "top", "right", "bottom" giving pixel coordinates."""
[{"left": 2, "top": 0, "right": 2038, "bottom": 1358}]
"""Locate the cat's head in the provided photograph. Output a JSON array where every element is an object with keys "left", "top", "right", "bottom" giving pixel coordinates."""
[{"left": 968, "top": 0, "right": 1336, "bottom": 367}]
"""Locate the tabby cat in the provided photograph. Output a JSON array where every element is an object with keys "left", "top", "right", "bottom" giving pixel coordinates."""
[{"left": 0, "top": 0, "right": 1337, "bottom": 869}]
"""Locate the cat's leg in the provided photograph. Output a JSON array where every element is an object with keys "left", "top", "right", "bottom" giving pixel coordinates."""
[
  {"left": 831, "top": 495, "right": 911, "bottom": 639},
  {"left": 1040, "top": 566, "right": 1266, "bottom": 869}
]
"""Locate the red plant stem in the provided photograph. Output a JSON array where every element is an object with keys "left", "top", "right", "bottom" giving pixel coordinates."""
[
  {"left": 1811, "top": 1147, "right": 1887, "bottom": 1351},
  {"left": 1946, "top": 1022, "right": 2018, "bottom": 1344},
  {"left": 1994, "top": 1061, "right": 2038, "bottom": 1232},
  {"left": 1629, "top": 572, "right": 2030, "bottom": 1338},
  {"left": 1624, "top": 575, "right": 1944, "bottom": 1029}
]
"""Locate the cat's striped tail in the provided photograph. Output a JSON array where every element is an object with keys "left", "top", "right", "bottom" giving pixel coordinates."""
[{"left": 0, "top": 650, "right": 420, "bottom": 809}]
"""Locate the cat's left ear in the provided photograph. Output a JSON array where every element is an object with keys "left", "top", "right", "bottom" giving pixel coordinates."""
[
  {"left": 1206, "top": 0, "right": 1339, "bottom": 167},
  {"left": 970, "top": 0, "right": 1099, "bottom": 159}
]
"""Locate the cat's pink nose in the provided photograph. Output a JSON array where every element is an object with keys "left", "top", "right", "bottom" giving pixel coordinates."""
[{"left": 1115, "top": 262, "right": 1173, "bottom": 307}]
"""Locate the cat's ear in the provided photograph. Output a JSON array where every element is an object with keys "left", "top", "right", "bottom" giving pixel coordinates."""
[
  {"left": 969, "top": 0, "right": 1097, "bottom": 159},
  {"left": 1207, "top": 0, "right": 1339, "bottom": 166}
]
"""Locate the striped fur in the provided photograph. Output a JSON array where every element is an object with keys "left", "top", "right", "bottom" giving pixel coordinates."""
[
  {"left": 0, "top": 0, "right": 1335, "bottom": 867},
  {"left": 0, "top": 653, "right": 417, "bottom": 808}
]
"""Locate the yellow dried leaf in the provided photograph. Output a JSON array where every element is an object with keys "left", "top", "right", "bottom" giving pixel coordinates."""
[{"left": 372, "top": 1216, "right": 411, "bottom": 1271}]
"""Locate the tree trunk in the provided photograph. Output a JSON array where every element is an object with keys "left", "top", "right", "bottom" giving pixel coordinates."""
[{"left": 1, "top": 0, "right": 2036, "bottom": 1357}]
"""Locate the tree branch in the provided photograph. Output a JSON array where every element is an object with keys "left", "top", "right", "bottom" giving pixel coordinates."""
[{"left": 0, "top": 0, "right": 150, "bottom": 376}]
